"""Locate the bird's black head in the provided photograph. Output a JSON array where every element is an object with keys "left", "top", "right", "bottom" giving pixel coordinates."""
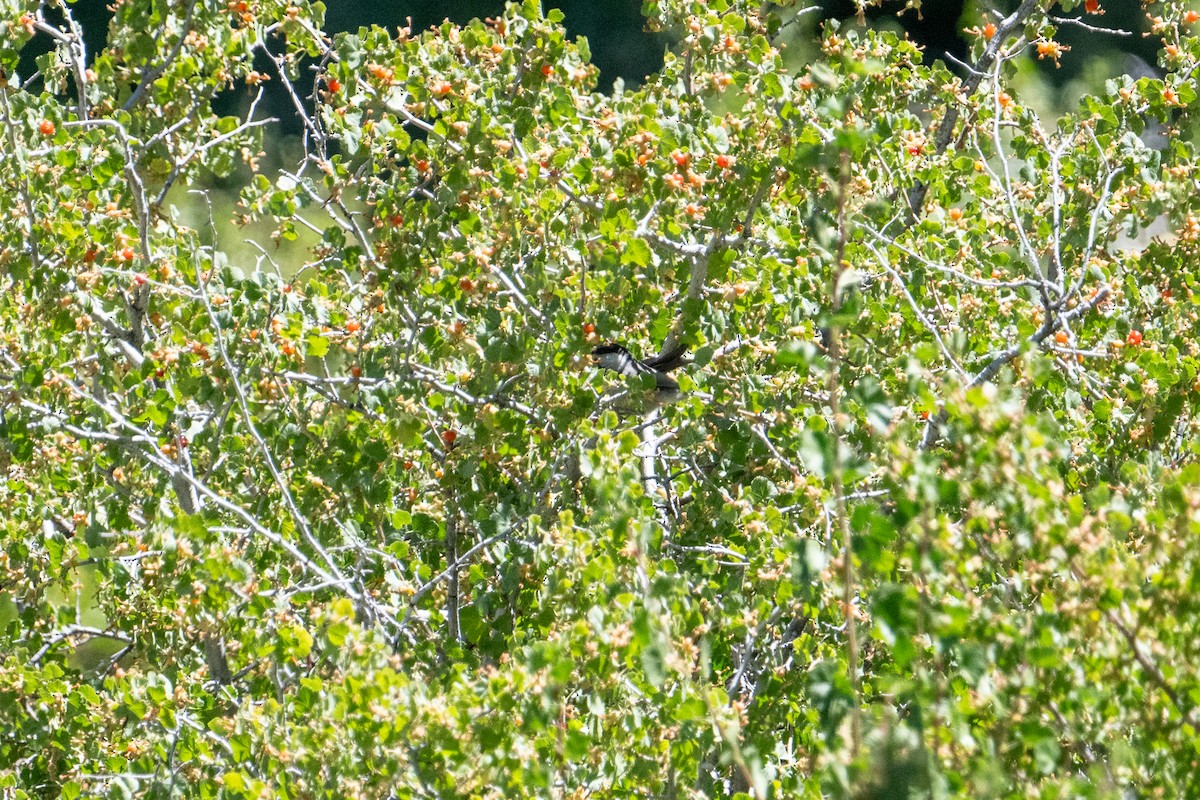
[{"left": 591, "top": 343, "right": 628, "bottom": 356}]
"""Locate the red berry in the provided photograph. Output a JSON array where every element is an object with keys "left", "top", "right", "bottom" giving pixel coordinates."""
[
  {"left": 1126, "top": 330, "right": 1143, "bottom": 347},
  {"left": 715, "top": 154, "right": 732, "bottom": 169},
  {"left": 38, "top": 119, "right": 55, "bottom": 136},
  {"left": 459, "top": 278, "right": 475, "bottom": 291},
  {"left": 326, "top": 77, "right": 341, "bottom": 93},
  {"left": 118, "top": 247, "right": 135, "bottom": 263},
  {"left": 441, "top": 429, "right": 458, "bottom": 446},
  {"left": 671, "top": 149, "right": 690, "bottom": 168},
  {"left": 541, "top": 64, "right": 553, "bottom": 77},
  {"left": 1084, "top": 0, "right": 1100, "bottom": 13},
  {"left": 133, "top": 273, "right": 148, "bottom": 286},
  {"left": 389, "top": 213, "right": 403, "bottom": 227}
]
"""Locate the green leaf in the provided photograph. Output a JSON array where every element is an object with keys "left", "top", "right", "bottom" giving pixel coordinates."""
[{"left": 306, "top": 333, "right": 330, "bottom": 358}]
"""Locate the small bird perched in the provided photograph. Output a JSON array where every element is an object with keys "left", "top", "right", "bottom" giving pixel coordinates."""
[{"left": 590, "top": 342, "right": 688, "bottom": 392}]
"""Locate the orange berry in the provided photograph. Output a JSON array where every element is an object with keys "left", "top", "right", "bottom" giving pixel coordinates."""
[
  {"left": 982, "top": 22, "right": 997, "bottom": 39},
  {"left": 541, "top": 64, "right": 553, "bottom": 77},
  {"left": 441, "top": 429, "right": 458, "bottom": 446},
  {"left": 1126, "top": 330, "right": 1143, "bottom": 347},
  {"left": 326, "top": 77, "right": 341, "bottom": 93},
  {"left": 368, "top": 63, "right": 393, "bottom": 82},
  {"left": 38, "top": 119, "right": 55, "bottom": 136},
  {"left": 1055, "top": 331, "right": 1068, "bottom": 345},
  {"left": 671, "top": 149, "right": 690, "bottom": 169},
  {"left": 715, "top": 154, "right": 733, "bottom": 169},
  {"left": 1035, "top": 39, "right": 1068, "bottom": 62}
]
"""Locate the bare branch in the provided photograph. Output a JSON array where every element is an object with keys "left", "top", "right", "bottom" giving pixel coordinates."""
[
  {"left": 1049, "top": 15, "right": 1135, "bottom": 36},
  {"left": 863, "top": 241, "right": 968, "bottom": 380},
  {"left": 0, "top": 85, "right": 42, "bottom": 274},
  {"left": 122, "top": 0, "right": 201, "bottom": 113},
  {"left": 30, "top": 625, "right": 132, "bottom": 665},
  {"left": 31, "top": 6, "right": 90, "bottom": 119},
  {"left": 906, "top": 0, "right": 1043, "bottom": 214}
]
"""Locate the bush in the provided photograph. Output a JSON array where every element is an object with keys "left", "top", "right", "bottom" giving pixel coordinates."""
[{"left": 2, "top": 0, "right": 1199, "bottom": 797}]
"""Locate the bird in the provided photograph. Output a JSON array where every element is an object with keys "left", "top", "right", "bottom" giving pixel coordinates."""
[{"left": 590, "top": 342, "right": 688, "bottom": 392}]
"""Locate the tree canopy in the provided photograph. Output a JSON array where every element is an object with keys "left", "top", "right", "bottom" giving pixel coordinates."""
[{"left": 2, "top": 0, "right": 1200, "bottom": 797}]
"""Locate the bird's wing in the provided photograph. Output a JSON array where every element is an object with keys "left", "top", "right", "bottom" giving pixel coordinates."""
[{"left": 644, "top": 342, "right": 689, "bottom": 372}]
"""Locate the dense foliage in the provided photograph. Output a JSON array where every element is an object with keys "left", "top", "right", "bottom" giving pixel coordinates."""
[{"left": 2, "top": 0, "right": 1200, "bottom": 796}]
